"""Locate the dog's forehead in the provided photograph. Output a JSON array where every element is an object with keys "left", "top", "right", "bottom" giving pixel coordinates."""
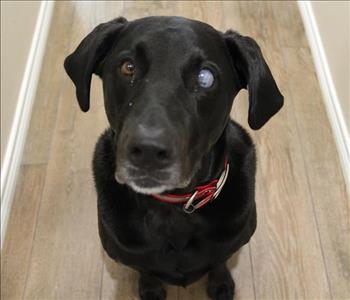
[
  {"left": 130, "top": 16, "right": 217, "bottom": 35},
  {"left": 123, "top": 16, "right": 223, "bottom": 54}
]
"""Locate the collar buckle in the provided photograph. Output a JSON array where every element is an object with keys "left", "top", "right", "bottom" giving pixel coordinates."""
[
  {"left": 183, "top": 190, "right": 198, "bottom": 214},
  {"left": 153, "top": 161, "right": 230, "bottom": 213}
]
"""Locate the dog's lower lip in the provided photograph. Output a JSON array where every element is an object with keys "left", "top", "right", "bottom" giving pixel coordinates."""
[
  {"left": 128, "top": 168, "right": 172, "bottom": 181},
  {"left": 132, "top": 177, "right": 164, "bottom": 188}
]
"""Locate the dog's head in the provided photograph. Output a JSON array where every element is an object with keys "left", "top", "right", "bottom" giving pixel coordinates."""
[{"left": 64, "top": 16, "right": 283, "bottom": 194}]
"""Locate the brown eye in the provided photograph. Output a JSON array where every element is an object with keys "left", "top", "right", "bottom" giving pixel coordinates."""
[{"left": 120, "top": 60, "right": 135, "bottom": 76}]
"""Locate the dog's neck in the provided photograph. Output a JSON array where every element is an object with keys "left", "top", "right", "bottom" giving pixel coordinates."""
[{"left": 167, "top": 129, "right": 228, "bottom": 195}]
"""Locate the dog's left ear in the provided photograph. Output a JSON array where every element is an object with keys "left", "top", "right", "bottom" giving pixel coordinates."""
[
  {"left": 64, "top": 17, "right": 127, "bottom": 112},
  {"left": 224, "top": 30, "right": 284, "bottom": 130}
]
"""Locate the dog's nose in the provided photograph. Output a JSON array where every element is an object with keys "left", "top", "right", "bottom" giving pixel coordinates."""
[{"left": 126, "top": 126, "right": 174, "bottom": 169}]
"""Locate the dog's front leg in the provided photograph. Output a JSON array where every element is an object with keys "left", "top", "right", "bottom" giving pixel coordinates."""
[
  {"left": 138, "top": 272, "right": 166, "bottom": 300},
  {"left": 207, "top": 262, "right": 235, "bottom": 300}
]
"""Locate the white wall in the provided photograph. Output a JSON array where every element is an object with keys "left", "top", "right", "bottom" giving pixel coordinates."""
[
  {"left": 1, "top": 1, "right": 54, "bottom": 247},
  {"left": 1, "top": 1, "right": 41, "bottom": 166},
  {"left": 298, "top": 1, "right": 350, "bottom": 192},
  {"left": 311, "top": 1, "right": 349, "bottom": 130}
]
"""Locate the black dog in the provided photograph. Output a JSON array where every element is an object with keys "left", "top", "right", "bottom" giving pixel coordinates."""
[{"left": 64, "top": 16, "right": 283, "bottom": 300}]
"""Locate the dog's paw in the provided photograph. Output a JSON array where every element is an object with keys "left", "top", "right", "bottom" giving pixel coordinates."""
[
  {"left": 139, "top": 287, "right": 166, "bottom": 300},
  {"left": 207, "top": 264, "right": 235, "bottom": 300},
  {"left": 207, "top": 280, "right": 235, "bottom": 300},
  {"left": 138, "top": 273, "right": 166, "bottom": 300}
]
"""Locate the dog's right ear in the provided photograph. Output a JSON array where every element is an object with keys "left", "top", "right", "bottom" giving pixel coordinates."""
[{"left": 64, "top": 17, "right": 127, "bottom": 112}]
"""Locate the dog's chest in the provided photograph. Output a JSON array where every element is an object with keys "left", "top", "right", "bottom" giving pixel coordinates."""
[
  {"left": 100, "top": 197, "right": 252, "bottom": 284},
  {"left": 142, "top": 208, "right": 201, "bottom": 252}
]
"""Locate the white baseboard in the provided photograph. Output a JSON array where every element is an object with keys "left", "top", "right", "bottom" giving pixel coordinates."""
[
  {"left": 298, "top": 1, "right": 350, "bottom": 195},
  {"left": 0, "top": 1, "right": 55, "bottom": 248}
]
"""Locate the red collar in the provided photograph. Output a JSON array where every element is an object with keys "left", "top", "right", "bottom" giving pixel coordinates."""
[{"left": 151, "top": 159, "right": 230, "bottom": 213}]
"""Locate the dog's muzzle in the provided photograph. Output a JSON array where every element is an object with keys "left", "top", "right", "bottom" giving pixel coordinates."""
[{"left": 115, "top": 121, "right": 189, "bottom": 194}]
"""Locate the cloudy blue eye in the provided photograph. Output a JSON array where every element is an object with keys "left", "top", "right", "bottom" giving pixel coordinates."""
[{"left": 197, "top": 68, "right": 214, "bottom": 88}]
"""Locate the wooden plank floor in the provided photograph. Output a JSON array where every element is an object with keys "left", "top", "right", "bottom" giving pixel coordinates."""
[{"left": 1, "top": 1, "right": 349, "bottom": 299}]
